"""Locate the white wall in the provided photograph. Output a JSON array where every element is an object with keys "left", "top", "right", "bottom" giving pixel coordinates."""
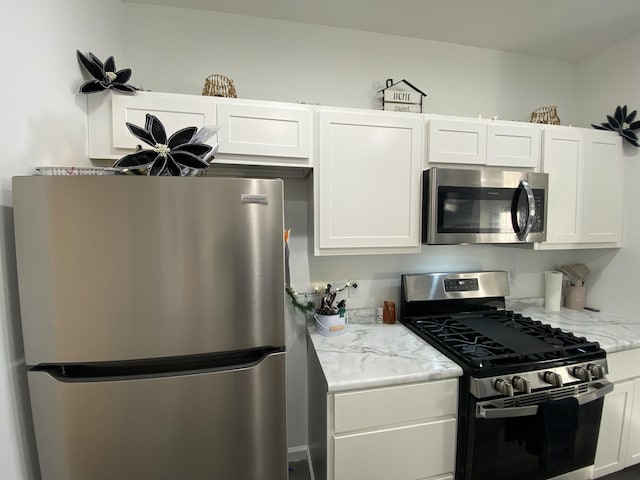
[
  {"left": 574, "top": 32, "right": 640, "bottom": 318},
  {"left": 0, "top": 1, "right": 123, "bottom": 478},
  {"left": 122, "top": 4, "right": 578, "bottom": 124}
]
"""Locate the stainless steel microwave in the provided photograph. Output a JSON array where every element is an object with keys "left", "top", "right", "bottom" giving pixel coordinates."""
[{"left": 422, "top": 167, "right": 548, "bottom": 245}]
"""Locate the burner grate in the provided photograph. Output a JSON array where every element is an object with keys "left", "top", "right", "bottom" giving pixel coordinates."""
[{"left": 407, "top": 310, "right": 602, "bottom": 370}]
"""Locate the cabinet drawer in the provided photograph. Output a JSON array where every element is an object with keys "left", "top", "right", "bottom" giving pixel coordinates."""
[
  {"left": 607, "top": 349, "right": 640, "bottom": 383},
  {"left": 216, "top": 103, "right": 312, "bottom": 160},
  {"left": 334, "top": 417, "right": 456, "bottom": 480},
  {"left": 334, "top": 379, "right": 457, "bottom": 433}
]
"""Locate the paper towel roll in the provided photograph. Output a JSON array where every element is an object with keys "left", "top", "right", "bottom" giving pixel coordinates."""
[{"left": 544, "top": 270, "right": 563, "bottom": 311}]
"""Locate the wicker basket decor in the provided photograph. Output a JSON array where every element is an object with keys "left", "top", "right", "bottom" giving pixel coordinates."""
[
  {"left": 528, "top": 105, "right": 560, "bottom": 125},
  {"left": 202, "top": 74, "right": 237, "bottom": 98}
]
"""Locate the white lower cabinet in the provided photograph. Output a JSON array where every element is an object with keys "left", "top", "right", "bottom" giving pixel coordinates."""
[
  {"left": 332, "top": 381, "right": 457, "bottom": 480},
  {"left": 307, "top": 343, "right": 458, "bottom": 480},
  {"left": 594, "top": 349, "right": 640, "bottom": 478},
  {"left": 626, "top": 379, "right": 640, "bottom": 467},
  {"left": 334, "top": 418, "right": 456, "bottom": 480},
  {"left": 314, "top": 108, "right": 423, "bottom": 255},
  {"left": 594, "top": 379, "right": 634, "bottom": 477}
]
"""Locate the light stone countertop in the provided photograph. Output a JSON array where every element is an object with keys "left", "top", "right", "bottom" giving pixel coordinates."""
[
  {"left": 506, "top": 298, "right": 640, "bottom": 354},
  {"left": 307, "top": 299, "right": 640, "bottom": 393},
  {"left": 307, "top": 319, "right": 463, "bottom": 393}
]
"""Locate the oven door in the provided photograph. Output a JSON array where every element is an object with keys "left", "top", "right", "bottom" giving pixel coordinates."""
[
  {"left": 458, "top": 381, "right": 613, "bottom": 480},
  {"left": 423, "top": 168, "right": 548, "bottom": 245}
]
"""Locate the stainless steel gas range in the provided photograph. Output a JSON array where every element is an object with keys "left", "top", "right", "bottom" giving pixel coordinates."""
[{"left": 400, "top": 271, "right": 613, "bottom": 480}]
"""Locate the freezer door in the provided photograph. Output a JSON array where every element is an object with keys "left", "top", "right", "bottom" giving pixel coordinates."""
[
  {"left": 28, "top": 351, "right": 287, "bottom": 480},
  {"left": 13, "top": 176, "right": 285, "bottom": 364}
]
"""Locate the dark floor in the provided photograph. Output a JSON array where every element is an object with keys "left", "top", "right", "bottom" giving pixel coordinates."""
[
  {"left": 601, "top": 463, "right": 640, "bottom": 479},
  {"left": 288, "top": 459, "right": 312, "bottom": 480},
  {"left": 288, "top": 459, "right": 640, "bottom": 480}
]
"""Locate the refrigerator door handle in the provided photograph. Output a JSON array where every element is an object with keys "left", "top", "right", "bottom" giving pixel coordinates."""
[{"left": 34, "top": 346, "right": 285, "bottom": 381}]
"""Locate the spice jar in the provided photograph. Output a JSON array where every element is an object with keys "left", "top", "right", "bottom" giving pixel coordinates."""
[{"left": 383, "top": 301, "right": 396, "bottom": 324}]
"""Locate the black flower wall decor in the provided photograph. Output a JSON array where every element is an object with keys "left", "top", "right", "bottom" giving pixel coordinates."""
[
  {"left": 591, "top": 105, "right": 640, "bottom": 147},
  {"left": 113, "top": 114, "right": 213, "bottom": 176},
  {"left": 77, "top": 50, "right": 137, "bottom": 94}
]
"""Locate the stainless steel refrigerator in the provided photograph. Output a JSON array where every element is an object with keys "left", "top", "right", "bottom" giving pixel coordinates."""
[{"left": 12, "top": 176, "right": 287, "bottom": 480}]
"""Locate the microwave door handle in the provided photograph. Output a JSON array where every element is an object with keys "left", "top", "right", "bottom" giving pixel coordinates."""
[{"left": 515, "top": 179, "right": 536, "bottom": 241}]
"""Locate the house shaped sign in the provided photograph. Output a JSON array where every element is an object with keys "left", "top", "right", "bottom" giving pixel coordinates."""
[{"left": 379, "top": 79, "right": 426, "bottom": 113}]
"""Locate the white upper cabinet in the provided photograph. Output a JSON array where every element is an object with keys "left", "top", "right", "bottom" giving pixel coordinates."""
[
  {"left": 486, "top": 123, "right": 540, "bottom": 168},
  {"left": 87, "top": 91, "right": 312, "bottom": 169},
  {"left": 537, "top": 126, "right": 623, "bottom": 250},
  {"left": 88, "top": 92, "right": 218, "bottom": 160},
  {"left": 582, "top": 131, "right": 624, "bottom": 244},
  {"left": 540, "top": 127, "right": 583, "bottom": 244},
  {"left": 428, "top": 117, "right": 487, "bottom": 165},
  {"left": 315, "top": 108, "right": 423, "bottom": 255},
  {"left": 428, "top": 116, "right": 540, "bottom": 169},
  {"left": 215, "top": 101, "right": 312, "bottom": 160}
]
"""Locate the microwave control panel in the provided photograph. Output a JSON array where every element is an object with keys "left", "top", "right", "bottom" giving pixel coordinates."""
[{"left": 532, "top": 193, "right": 545, "bottom": 232}]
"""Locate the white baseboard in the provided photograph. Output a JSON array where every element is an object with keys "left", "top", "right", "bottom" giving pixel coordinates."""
[
  {"left": 288, "top": 445, "right": 309, "bottom": 462},
  {"left": 287, "top": 445, "right": 315, "bottom": 480}
]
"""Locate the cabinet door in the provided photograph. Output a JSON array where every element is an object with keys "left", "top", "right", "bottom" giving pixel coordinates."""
[
  {"left": 626, "top": 378, "right": 640, "bottom": 467},
  {"left": 316, "top": 110, "right": 422, "bottom": 254},
  {"left": 487, "top": 123, "right": 540, "bottom": 168},
  {"left": 594, "top": 380, "right": 633, "bottom": 478},
  {"left": 541, "top": 128, "right": 583, "bottom": 244},
  {"left": 334, "top": 418, "right": 456, "bottom": 480},
  {"left": 88, "top": 92, "right": 216, "bottom": 160},
  {"left": 216, "top": 102, "right": 312, "bottom": 162},
  {"left": 111, "top": 92, "right": 218, "bottom": 150},
  {"left": 428, "top": 118, "right": 487, "bottom": 165},
  {"left": 582, "top": 131, "right": 623, "bottom": 245}
]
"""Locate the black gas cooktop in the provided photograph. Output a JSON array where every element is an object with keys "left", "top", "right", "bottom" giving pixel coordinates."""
[{"left": 402, "top": 309, "right": 602, "bottom": 372}]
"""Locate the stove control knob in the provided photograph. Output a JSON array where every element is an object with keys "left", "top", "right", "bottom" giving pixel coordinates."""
[
  {"left": 543, "top": 371, "right": 564, "bottom": 388},
  {"left": 572, "top": 366, "right": 593, "bottom": 382},
  {"left": 512, "top": 376, "right": 532, "bottom": 394},
  {"left": 587, "top": 363, "right": 606, "bottom": 380},
  {"left": 494, "top": 378, "right": 514, "bottom": 397}
]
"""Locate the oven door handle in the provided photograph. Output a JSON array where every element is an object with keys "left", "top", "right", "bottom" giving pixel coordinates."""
[
  {"left": 476, "top": 380, "right": 614, "bottom": 420},
  {"left": 513, "top": 179, "right": 536, "bottom": 241}
]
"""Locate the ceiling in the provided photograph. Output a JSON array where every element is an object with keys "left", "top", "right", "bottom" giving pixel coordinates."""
[{"left": 124, "top": 0, "right": 640, "bottom": 63}]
